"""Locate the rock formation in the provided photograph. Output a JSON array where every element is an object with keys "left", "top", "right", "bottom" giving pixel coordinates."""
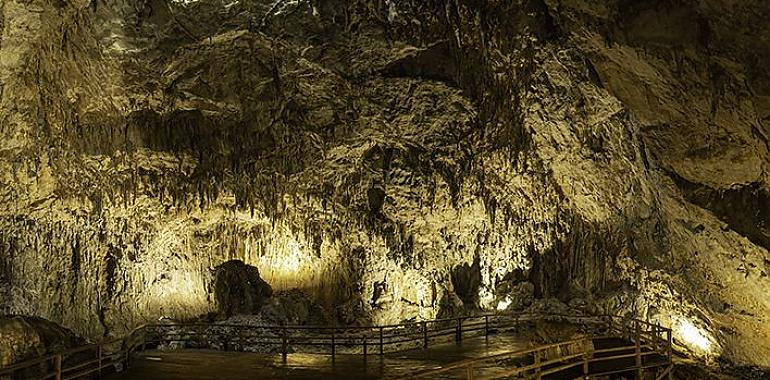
[
  {"left": 214, "top": 260, "right": 272, "bottom": 318},
  {"left": 0, "top": 316, "right": 85, "bottom": 370},
  {"left": 0, "top": 0, "right": 768, "bottom": 369}
]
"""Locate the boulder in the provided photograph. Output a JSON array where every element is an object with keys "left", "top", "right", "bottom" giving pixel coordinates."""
[
  {"left": 495, "top": 281, "right": 535, "bottom": 312},
  {"left": 260, "top": 290, "right": 331, "bottom": 326},
  {"left": 213, "top": 260, "right": 273, "bottom": 318},
  {"left": 0, "top": 316, "right": 84, "bottom": 378}
]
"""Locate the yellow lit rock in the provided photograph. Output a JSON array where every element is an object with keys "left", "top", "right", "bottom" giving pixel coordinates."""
[
  {"left": 676, "top": 318, "right": 716, "bottom": 356},
  {"left": 0, "top": 0, "right": 769, "bottom": 371}
]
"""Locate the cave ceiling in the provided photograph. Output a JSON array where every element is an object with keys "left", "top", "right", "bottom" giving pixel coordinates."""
[{"left": 0, "top": 0, "right": 769, "bottom": 368}]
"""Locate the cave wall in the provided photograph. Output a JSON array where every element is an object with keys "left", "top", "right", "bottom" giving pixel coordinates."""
[
  {"left": 0, "top": 0, "right": 768, "bottom": 367},
  {"left": 543, "top": 0, "right": 770, "bottom": 365}
]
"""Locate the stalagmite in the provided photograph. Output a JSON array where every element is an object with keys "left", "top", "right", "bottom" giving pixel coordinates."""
[{"left": 0, "top": 0, "right": 768, "bottom": 377}]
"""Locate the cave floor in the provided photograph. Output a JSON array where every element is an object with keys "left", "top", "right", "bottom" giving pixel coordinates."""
[{"left": 105, "top": 334, "right": 530, "bottom": 379}]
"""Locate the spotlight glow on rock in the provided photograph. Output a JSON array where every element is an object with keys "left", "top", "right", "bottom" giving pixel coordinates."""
[
  {"left": 496, "top": 296, "right": 513, "bottom": 311},
  {"left": 677, "top": 319, "right": 713, "bottom": 353},
  {"left": 258, "top": 239, "right": 306, "bottom": 280}
]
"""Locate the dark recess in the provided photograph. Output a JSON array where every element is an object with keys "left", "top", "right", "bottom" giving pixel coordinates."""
[
  {"left": 672, "top": 173, "right": 770, "bottom": 251},
  {"left": 451, "top": 254, "right": 482, "bottom": 305},
  {"left": 214, "top": 260, "right": 273, "bottom": 318}
]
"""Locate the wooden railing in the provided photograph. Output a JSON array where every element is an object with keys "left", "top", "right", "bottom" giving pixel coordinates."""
[
  {"left": 141, "top": 313, "right": 611, "bottom": 359},
  {"left": 406, "top": 315, "right": 674, "bottom": 380},
  {"left": 0, "top": 313, "right": 672, "bottom": 380},
  {"left": 0, "top": 326, "right": 146, "bottom": 380}
]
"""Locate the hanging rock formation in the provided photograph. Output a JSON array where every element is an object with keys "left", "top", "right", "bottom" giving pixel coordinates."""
[{"left": 0, "top": 0, "right": 768, "bottom": 369}]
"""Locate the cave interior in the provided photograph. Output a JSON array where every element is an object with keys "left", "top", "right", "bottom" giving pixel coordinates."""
[{"left": 1, "top": 0, "right": 770, "bottom": 378}]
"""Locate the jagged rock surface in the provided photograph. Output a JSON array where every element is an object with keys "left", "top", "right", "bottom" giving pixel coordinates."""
[
  {"left": 0, "top": 316, "right": 85, "bottom": 368},
  {"left": 0, "top": 0, "right": 768, "bottom": 368},
  {"left": 213, "top": 260, "right": 273, "bottom": 318}
]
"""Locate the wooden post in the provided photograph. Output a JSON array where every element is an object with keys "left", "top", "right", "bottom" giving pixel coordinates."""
[
  {"left": 331, "top": 327, "right": 336, "bottom": 360},
  {"left": 379, "top": 327, "right": 384, "bottom": 356},
  {"left": 583, "top": 338, "right": 590, "bottom": 376},
  {"left": 649, "top": 326, "right": 655, "bottom": 352},
  {"left": 363, "top": 336, "right": 367, "bottom": 357},
  {"left": 456, "top": 318, "right": 463, "bottom": 342},
  {"left": 125, "top": 343, "right": 131, "bottom": 369},
  {"left": 635, "top": 323, "right": 642, "bottom": 379},
  {"left": 484, "top": 315, "right": 489, "bottom": 339},
  {"left": 534, "top": 351, "right": 541, "bottom": 380},
  {"left": 466, "top": 363, "right": 474, "bottom": 380},
  {"left": 54, "top": 355, "right": 62, "bottom": 380},
  {"left": 98, "top": 344, "right": 103, "bottom": 378},
  {"left": 281, "top": 327, "right": 288, "bottom": 362},
  {"left": 667, "top": 328, "right": 674, "bottom": 380},
  {"left": 422, "top": 322, "right": 428, "bottom": 349}
]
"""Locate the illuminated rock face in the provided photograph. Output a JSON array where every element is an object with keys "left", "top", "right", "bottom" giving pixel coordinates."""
[
  {"left": 0, "top": 0, "right": 768, "bottom": 367},
  {"left": 0, "top": 316, "right": 84, "bottom": 368}
]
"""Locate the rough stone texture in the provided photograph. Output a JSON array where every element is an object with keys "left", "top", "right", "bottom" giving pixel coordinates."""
[
  {"left": 0, "top": 316, "right": 84, "bottom": 368},
  {"left": 213, "top": 260, "right": 272, "bottom": 318},
  {"left": 529, "top": 320, "right": 592, "bottom": 361},
  {"left": 0, "top": 0, "right": 768, "bottom": 369},
  {"left": 244, "top": 289, "right": 331, "bottom": 326}
]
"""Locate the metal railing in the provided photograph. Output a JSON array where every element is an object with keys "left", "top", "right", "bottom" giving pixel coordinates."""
[
  {"left": 0, "top": 313, "right": 672, "bottom": 380},
  {"left": 406, "top": 315, "right": 674, "bottom": 380},
  {"left": 141, "top": 313, "right": 610, "bottom": 359}
]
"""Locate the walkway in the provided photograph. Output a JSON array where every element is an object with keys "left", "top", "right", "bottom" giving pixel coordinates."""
[
  {"left": 409, "top": 333, "right": 672, "bottom": 379},
  {"left": 0, "top": 313, "right": 673, "bottom": 380},
  {"left": 106, "top": 335, "right": 530, "bottom": 380}
]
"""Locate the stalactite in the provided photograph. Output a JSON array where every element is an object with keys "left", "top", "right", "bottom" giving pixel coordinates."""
[{"left": 0, "top": 0, "right": 764, "bottom": 366}]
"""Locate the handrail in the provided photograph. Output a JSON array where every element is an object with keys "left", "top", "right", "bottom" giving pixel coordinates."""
[
  {"left": 0, "top": 312, "right": 672, "bottom": 379},
  {"left": 407, "top": 315, "right": 674, "bottom": 380},
  {"left": 135, "top": 312, "right": 610, "bottom": 331},
  {"left": 0, "top": 324, "right": 148, "bottom": 380}
]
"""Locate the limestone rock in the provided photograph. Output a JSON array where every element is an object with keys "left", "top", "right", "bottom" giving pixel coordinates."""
[
  {"left": 214, "top": 260, "right": 273, "bottom": 318},
  {"left": 0, "top": 316, "right": 84, "bottom": 373},
  {"left": 259, "top": 290, "right": 331, "bottom": 326},
  {"left": 0, "top": 0, "right": 768, "bottom": 369}
]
